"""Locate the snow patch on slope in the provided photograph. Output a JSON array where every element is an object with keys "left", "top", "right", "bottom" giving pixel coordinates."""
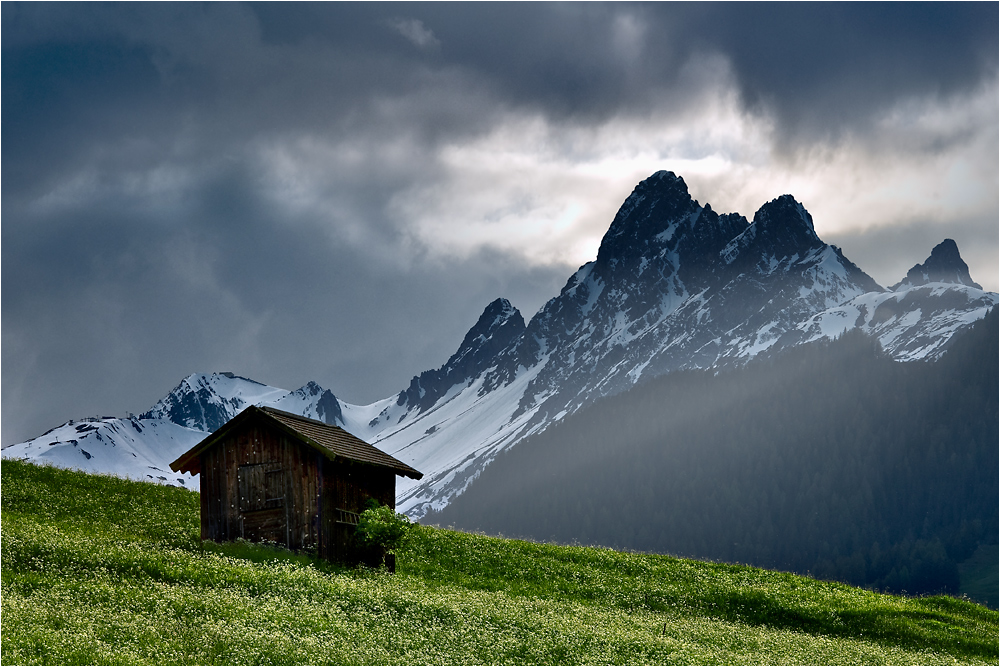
[
  {"left": 797, "top": 283, "right": 997, "bottom": 361},
  {"left": 374, "top": 356, "right": 552, "bottom": 516},
  {"left": 3, "top": 417, "right": 204, "bottom": 489}
]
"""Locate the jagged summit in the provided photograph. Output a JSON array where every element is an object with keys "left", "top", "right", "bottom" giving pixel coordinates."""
[
  {"left": 601, "top": 171, "right": 694, "bottom": 241},
  {"left": 722, "top": 196, "right": 823, "bottom": 267},
  {"left": 891, "top": 239, "right": 982, "bottom": 291},
  {"left": 394, "top": 297, "right": 526, "bottom": 415},
  {"left": 593, "top": 175, "right": 845, "bottom": 293},
  {"left": 593, "top": 171, "right": 749, "bottom": 277},
  {"left": 752, "top": 195, "right": 820, "bottom": 248},
  {"left": 140, "top": 372, "right": 288, "bottom": 432},
  {"left": 459, "top": 298, "right": 524, "bottom": 352},
  {"left": 138, "top": 372, "right": 348, "bottom": 432},
  {"left": 275, "top": 381, "right": 344, "bottom": 426}
]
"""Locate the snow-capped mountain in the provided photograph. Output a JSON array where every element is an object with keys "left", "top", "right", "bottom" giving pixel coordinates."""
[
  {"left": 140, "top": 372, "right": 346, "bottom": 432},
  {"left": 3, "top": 373, "right": 349, "bottom": 491},
  {"left": 792, "top": 240, "right": 996, "bottom": 361},
  {"left": 140, "top": 372, "right": 293, "bottom": 432},
  {"left": 370, "top": 174, "right": 995, "bottom": 517},
  {"left": 1, "top": 416, "right": 206, "bottom": 488},
  {"left": 5, "top": 172, "right": 995, "bottom": 518},
  {"left": 890, "top": 238, "right": 982, "bottom": 291}
]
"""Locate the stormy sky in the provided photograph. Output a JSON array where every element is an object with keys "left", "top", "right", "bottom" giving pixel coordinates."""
[{"left": 3, "top": 2, "right": 998, "bottom": 446}]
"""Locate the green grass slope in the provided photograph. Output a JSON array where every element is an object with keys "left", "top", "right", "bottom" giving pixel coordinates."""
[{"left": 2, "top": 460, "right": 997, "bottom": 665}]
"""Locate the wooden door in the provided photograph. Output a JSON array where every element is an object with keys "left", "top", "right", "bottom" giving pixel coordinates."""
[{"left": 237, "top": 462, "right": 287, "bottom": 544}]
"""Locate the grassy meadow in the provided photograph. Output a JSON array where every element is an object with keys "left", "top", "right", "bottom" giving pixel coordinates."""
[{"left": 2, "top": 459, "right": 997, "bottom": 665}]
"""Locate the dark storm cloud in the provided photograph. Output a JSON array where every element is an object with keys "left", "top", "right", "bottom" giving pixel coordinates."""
[
  {"left": 2, "top": 151, "right": 569, "bottom": 444},
  {"left": 9, "top": 3, "right": 995, "bottom": 154},
  {"left": 249, "top": 2, "right": 997, "bottom": 136},
  {"left": 4, "top": 4, "right": 995, "bottom": 207},
  {"left": 679, "top": 3, "right": 997, "bottom": 138},
  {"left": 2, "top": 2, "right": 997, "bottom": 445}
]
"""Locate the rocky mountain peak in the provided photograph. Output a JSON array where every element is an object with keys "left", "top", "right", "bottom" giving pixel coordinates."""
[
  {"left": 755, "top": 195, "right": 816, "bottom": 234},
  {"left": 749, "top": 195, "right": 821, "bottom": 249},
  {"left": 460, "top": 298, "right": 523, "bottom": 349},
  {"left": 891, "top": 239, "right": 982, "bottom": 291},
  {"left": 396, "top": 298, "right": 526, "bottom": 414},
  {"left": 721, "top": 195, "right": 823, "bottom": 270},
  {"left": 610, "top": 170, "right": 692, "bottom": 229},
  {"left": 313, "top": 389, "right": 343, "bottom": 425},
  {"left": 139, "top": 372, "right": 286, "bottom": 432},
  {"left": 280, "top": 381, "right": 344, "bottom": 426},
  {"left": 298, "top": 380, "right": 325, "bottom": 396},
  {"left": 595, "top": 171, "right": 701, "bottom": 268}
]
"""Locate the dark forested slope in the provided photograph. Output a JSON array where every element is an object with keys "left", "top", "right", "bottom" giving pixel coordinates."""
[{"left": 430, "top": 310, "right": 999, "bottom": 599}]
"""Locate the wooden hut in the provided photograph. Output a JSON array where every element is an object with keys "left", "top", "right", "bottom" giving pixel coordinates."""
[{"left": 169, "top": 405, "right": 422, "bottom": 569}]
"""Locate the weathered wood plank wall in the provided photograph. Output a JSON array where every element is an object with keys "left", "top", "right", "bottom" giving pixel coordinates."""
[
  {"left": 200, "top": 424, "right": 322, "bottom": 550},
  {"left": 199, "top": 420, "right": 398, "bottom": 566}
]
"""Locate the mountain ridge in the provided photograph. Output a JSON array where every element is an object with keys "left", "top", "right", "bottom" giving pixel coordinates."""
[{"left": 4, "top": 171, "right": 996, "bottom": 517}]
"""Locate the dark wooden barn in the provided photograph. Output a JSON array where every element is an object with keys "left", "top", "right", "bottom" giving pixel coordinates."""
[{"left": 169, "top": 405, "right": 422, "bottom": 568}]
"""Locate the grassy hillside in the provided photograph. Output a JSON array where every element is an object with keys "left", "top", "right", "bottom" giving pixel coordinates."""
[{"left": 2, "top": 460, "right": 997, "bottom": 665}]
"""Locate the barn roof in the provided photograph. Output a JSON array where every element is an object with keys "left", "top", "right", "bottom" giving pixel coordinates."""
[{"left": 169, "top": 405, "right": 423, "bottom": 479}]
